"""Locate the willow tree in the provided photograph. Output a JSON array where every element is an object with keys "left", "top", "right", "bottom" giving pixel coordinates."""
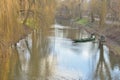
[
  {"left": 0, "top": 0, "right": 55, "bottom": 79},
  {"left": 108, "top": 0, "right": 120, "bottom": 22},
  {"left": 20, "top": 0, "right": 56, "bottom": 79},
  {"left": 90, "top": 0, "right": 97, "bottom": 22},
  {"left": 0, "top": 0, "right": 19, "bottom": 75},
  {"left": 26, "top": 0, "right": 56, "bottom": 57},
  {"left": 99, "top": 0, "right": 107, "bottom": 29},
  {"left": 59, "top": 0, "right": 85, "bottom": 18},
  {"left": 89, "top": 0, "right": 107, "bottom": 28},
  {"left": 0, "top": 0, "right": 32, "bottom": 79}
]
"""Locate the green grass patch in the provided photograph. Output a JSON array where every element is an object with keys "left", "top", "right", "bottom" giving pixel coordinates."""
[
  {"left": 76, "top": 18, "right": 89, "bottom": 25},
  {"left": 19, "top": 18, "right": 37, "bottom": 29},
  {"left": 26, "top": 18, "right": 36, "bottom": 29}
]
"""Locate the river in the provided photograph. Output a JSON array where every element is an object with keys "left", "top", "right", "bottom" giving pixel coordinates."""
[{"left": 3, "top": 24, "right": 120, "bottom": 80}]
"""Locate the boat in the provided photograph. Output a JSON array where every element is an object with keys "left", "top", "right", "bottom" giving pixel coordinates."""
[{"left": 73, "top": 34, "right": 96, "bottom": 43}]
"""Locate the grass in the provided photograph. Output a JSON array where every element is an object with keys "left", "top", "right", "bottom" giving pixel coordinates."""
[
  {"left": 76, "top": 18, "right": 89, "bottom": 25},
  {"left": 26, "top": 19, "right": 34, "bottom": 28},
  {"left": 19, "top": 18, "right": 37, "bottom": 29}
]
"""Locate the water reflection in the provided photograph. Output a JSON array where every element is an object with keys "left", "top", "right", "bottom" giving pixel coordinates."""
[
  {"left": 94, "top": 41, "right": 111, "bottom": 80},
  {"left": 4, "top": 24, "right": 120, "bottom": 80},
  {"left": 13, "top": 33, "right": 56, "bottom": 80},
  {"left": 49, "top": 24, "right": 120, "bottom": 80}
]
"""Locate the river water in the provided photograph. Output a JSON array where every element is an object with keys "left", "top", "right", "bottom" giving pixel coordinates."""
[{"left": 5, "top": 24, "right": 120, "bottom": 80}]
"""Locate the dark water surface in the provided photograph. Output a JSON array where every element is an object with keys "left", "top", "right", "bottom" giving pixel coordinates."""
[{"left": 2, "top": 24, "right": 120, "bottom": 80}]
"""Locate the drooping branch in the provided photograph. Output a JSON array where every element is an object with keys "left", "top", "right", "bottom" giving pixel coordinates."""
[{"left": 22, "top": 0, "right": 34, "bottom": 25}]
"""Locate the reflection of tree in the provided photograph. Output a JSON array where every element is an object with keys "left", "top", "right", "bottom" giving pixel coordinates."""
[
  {"left": 94, "top": 41, "right": 111, "bottom": 80},
  {"left": 12, "top": 37, "right": 56, "bottom": 80},
  {"left": 109, "top": 50, "right": 120, "bottom": 80},
  {"left": 28, "top": 33, "right": 55, "bottom": 80},
  {"left": 109, "top": 51, "right": 120, "bottom": 70}
]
